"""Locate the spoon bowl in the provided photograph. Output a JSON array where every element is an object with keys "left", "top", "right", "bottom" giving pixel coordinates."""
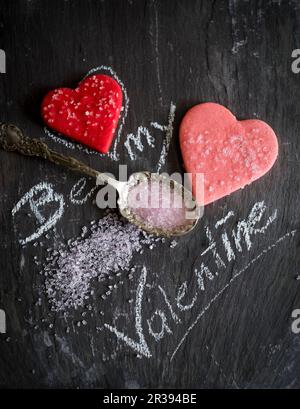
[{"left": 118, "top": 172, "right": 200, "bottom": 237}]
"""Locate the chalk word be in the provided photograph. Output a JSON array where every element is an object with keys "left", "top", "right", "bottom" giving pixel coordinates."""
[
  {"left": 291, "top": 49, "right": 300, "bottom": 74},
  {"left": 12, "top": 182, "right": 65, "bottom": 245},
  {"left": 0, "top": 309, "right": 6, "bottom": 334},
  {"left": 291, "top": 309, "right": 300, "bottom": 334},
  {"left": 104, "top": 201, "right": 279, "bottom": 358},
  {"left": 0, "top": 49, "right": 5, "bottom": 73},
  {"left": 14, "top": 177, "right": 99, "bottom": 245}
]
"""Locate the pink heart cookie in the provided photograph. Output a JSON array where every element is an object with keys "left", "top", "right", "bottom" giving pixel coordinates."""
[{"left": 179, "top": 103, "right": 278, "bottom": 205}]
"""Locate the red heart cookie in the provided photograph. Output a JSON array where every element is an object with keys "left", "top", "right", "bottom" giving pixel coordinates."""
[
  {"left": 41, "top": 74, "right": 123, "bottom": 153},
  {"left": 180, "top": 103, "right": 278, "bottom": 205}
]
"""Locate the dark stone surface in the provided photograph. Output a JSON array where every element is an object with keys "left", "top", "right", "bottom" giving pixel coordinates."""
[{"left": 0, "top": 0, "right": 300, "bottom": 388}]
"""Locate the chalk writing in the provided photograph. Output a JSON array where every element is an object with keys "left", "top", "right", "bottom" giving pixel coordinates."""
[
  {"left": 171, "top": 229, "right": 296, "bottom": 360},
  {"left": 104, "top": 266, "right": 152, "bottom": 358},
  {"left": 12, "top": 182, "right": 65, "bottom": 245},
  {"left": 215, "top": 211, "right": 234, "bottom": 228},
  {"left": 195, "top": 263, "right": 215, "bottom": 291},
  {"left": 228, "top": 0, "right": 248, "bottom": 55},
  {"left": 147, "top": 309, "right": 172, "bottom": 341},
  {"left": 158, "top": 285, "right": 181, "bottom": 324},
  {"left": 69, "top": 177, "right": 98, "bottom": 205},
  {"left": 152, "top": 102, "right": 176, "bottom": 172},
  {"left": 151, "top": 1, "right": 163, "bottom": 106},
  {"left": 201, "top": 202, "right": 278, "bottom": 270},
  {"left": 124, "top": 126, "right": 155, "bottom": 160},
  {"left": 102, "top": 201, "right": 294, "bottom": 360},
  {"left": 175, "top": 282, "right": 198, "bottom": 312},
  {"left": 124, "top": 102, "right": 176, "bottom": 171},
  {"left": 44, "top": 127, "right": 98, "bottom": 155}
]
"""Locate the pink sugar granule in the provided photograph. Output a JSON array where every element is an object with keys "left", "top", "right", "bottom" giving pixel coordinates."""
[
  {"left": 128, "top": 179, "right": 189, "bottom": 230},
  {"left": 43, "top": 213, "right": 159, "bottom": 312}
]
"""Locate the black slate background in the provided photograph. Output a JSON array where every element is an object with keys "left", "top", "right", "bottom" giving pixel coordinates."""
[{"left": 1, "top": 0, "right": 300, "bottom": 389}]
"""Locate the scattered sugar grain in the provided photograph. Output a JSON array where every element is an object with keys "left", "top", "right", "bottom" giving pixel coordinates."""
[{"left": 43, "top": 214, "right": 159, "bottom": 312}]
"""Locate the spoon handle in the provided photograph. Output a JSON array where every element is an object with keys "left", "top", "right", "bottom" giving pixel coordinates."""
[{"left": 0, "top": 123, "right": 99, "bottom": 179}]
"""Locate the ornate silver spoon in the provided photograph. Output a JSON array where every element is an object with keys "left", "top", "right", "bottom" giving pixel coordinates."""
[{"left": 0, "top": 123, "right": 201, "bottom": 237}]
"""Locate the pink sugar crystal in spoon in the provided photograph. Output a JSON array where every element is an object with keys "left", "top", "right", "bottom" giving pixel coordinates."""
[{"left": 127, "top": 178, "right": 189, "bottom": 231}]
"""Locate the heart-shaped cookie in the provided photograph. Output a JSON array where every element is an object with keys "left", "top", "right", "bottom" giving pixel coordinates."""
[
  {"left": 180, "top": 103, "right": 278, "bottom": 205},
  {"left": 41, "top": 74, "right": 123, "bottom": 153}
]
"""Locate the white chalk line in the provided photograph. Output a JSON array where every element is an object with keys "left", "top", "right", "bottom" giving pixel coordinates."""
[
  {"left": 154, "top": 3, "right": 163, "bottom": 106},
  {"left": 155, "top": 102, "right": 176, "bottom": 172},
  {"left": 104, "top": 266, "right": 152, "bottom": 358},
  {"left": 12, "top": 182, "right": 65, "bottom": 245},
  {"left": 170, "top": 229, "right": 297, "bottom": 361},
  {"left": 69, "top": 177, "right": 98, "bottom": 205},
  {"left": 215, "top": 211, "right": 235, "bottom": 228},
  {"left": 44, "top": 127, "right": 100, "bottom": 156},
  {"left": 124, "top": 126, "right": 155, "bottom": 160}
]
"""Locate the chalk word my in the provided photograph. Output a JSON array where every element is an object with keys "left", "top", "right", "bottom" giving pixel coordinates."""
[
  {"left": 0, "top": 49, "right": 5, "bottom": 73},
  {"left": 0, "top": 309, "right": 6, "bottom": 334},
  {"left": 291, "top": 309, "right": 300, "bottom": 334},
  {"left": 104, "top": 201, "right": 280, "bottom": 358},
  {"left": 291, "top": 49, "right": 300, "bottom": 74},
  {"left": 124, "top": 102, "right": 176, "bottom": 172}
]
